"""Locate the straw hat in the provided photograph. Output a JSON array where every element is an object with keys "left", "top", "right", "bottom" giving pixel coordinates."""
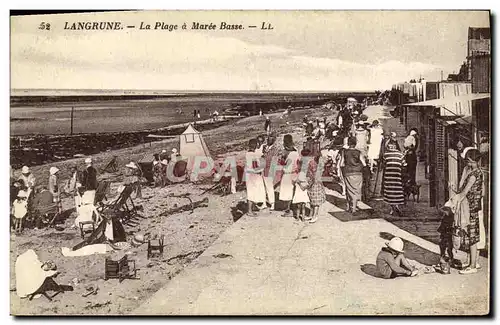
[
  {"left": 84, "top": 157, "right": 92, "bottom": 164},
  {"left": 386, "top": 237, "right": 405, "bottom": 253},
  {"left": 161, "top": 159, "right": 169, "bottom": 165},
  {"left": 409, "top": 130, "right": 417, "bottom": 136},
  {"left": 17, "top": 190, "right": 28, "bottom": 198},
  {"left": 131, "top": 234, "right": 146, "bottom": 247},
  {"left": 461, "top": 146, "right": 476, "bottom": 159},
  {"left": 125, "top": 162, "right": 138, "bottom": 169},
  {"left": 49, "top": 167, "right": 59, "bottom": 175},
  {"left": 171, "top": 148, "right": 178, "bottom": 153},
  {"left": 21, "top": 166, "right": 30, "bottom": 174}
]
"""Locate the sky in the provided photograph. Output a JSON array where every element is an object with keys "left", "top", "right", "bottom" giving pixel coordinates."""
[{"left": 10, "top": 10, "right": 490, "bottom": 92}]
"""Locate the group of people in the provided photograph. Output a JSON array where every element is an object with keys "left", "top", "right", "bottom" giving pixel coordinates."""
[
  {"left": 10, "top": 158, "right": 99, "bottom": 233},
  {"left": 245, "top": 132, "right": 326, "bottom": 223},
  {"left": 151, "top": 147, "right": 182, "bottom": 187}
]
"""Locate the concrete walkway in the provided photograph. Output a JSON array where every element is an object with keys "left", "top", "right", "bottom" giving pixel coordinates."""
[{"left": 135, "top": 205, "right": 489, "bottom": 315}]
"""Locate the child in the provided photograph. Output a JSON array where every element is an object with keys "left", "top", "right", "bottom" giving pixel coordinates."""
[
  {"left": 434, "top": 206, "right": 455, "bottom": 273},
  {"left": 12, "top": 190, "right": 28, "bottom": 233},
  {"left": 293, "top": 171, "right": 310, "bottom": 222},
  {"left": 376, "top": 237, "right": 418, "bottom": 279},
  {"left": 306, "top": 155, "right": 326, "bottom": 224}
]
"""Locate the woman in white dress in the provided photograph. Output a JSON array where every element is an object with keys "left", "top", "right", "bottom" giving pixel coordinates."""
[
  {"left": 279, "top": 134, "right": 300, "bottom": 217},
  {"left": 245, "top": 138, "right": 266, "bottom": 216},
  {"left": 367, "top": 120, "right": 384, "bottom": 171}
]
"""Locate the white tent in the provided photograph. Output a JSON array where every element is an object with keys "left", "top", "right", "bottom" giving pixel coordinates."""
[
  {"left": 179, "top": 124, "right": 212, "bottom": 181},
  {"left": 179, "top": 124, "right": 211, "bottom": 158}
]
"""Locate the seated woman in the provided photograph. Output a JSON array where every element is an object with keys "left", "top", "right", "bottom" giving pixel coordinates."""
[{"left": 376, "top": 237, "right": 418, "bottom": 279}]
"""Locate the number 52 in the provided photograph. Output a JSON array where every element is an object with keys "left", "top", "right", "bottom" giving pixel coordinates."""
[{"left": 39, "top": 22, "right": 51, "bottom": 30}]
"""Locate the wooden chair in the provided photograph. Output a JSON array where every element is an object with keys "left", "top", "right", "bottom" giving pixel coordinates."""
[
  {"left": 147, "top": 235, "right": 165, "bottom": 259},
  {"left": 104, "top": 255, "right": 139, "bottom": 283},
  {"left": 79, "top": 220, "right": 95, "bottom": 239}
]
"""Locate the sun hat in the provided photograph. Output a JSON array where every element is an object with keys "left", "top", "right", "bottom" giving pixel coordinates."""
[
  {"left": 21, "top": 166, "right": 30, "bottom": 174},
  {"left": 386, "top": 237, "right": 405, "bottom": 253},
  {"left": 161, "top": 159, "right": 169, "bottom": 165},
  {"left": 131, "top": 234, "right": 146, "bottom": 247},
  {"left": 409, "top": 130, "right": 417, "bottom": 136},
  {"left": 84, "top": 157, "right": 92, "bottom": 164},
  {"left": 17, "top": 190, "right": 28, "bottom": 198},
  {"left": 161, "top": 149, "right": 167, "bottom": 153},
  {"left": 125, "top": 162, "right": 138, "bottom": 169},
  {"left": 49, "top": 167, "right": 59, "bottom": 175},
  {"left": 460, "top": 146, "right": 476, "bottom": 159},
  {"left": 171, "top": 148, "right": 178, "bottom": 153}
]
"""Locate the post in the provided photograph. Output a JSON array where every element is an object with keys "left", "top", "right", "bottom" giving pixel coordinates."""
[{"left": 70, "top": 107, "right": 74, "bottom": 135}]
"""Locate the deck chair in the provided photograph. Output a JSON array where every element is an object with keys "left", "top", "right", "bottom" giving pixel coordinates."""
[
  {"left": 104, "top": 255, "right": 139, "bottom": 283},
  {"left": 100, "top": 156, "right": 119, "bottom": 173},
  {"left": 104, "top": 185, "right": 138, "bottom": 225},
  {"left": 94, "top": 181, "right": 110, "bottom": 206}
]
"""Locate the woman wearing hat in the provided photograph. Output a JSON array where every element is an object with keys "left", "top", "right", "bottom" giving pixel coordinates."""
[
  {"left": 403, "top": 130, "right": 418, "bottom": 186},
  {"left": 245, "top": 138, "right": 266, "bottom": 216},
  {"left": 367, "top": 120, "right": 384, "bottom": 171},
  {"left": 279, "top": 134, "right": 300, "bottom": 217},
  {"left": 340, "top": 137, "right": 366, "bottom": 214},
  {"left": 453, "top": 148, "right": 484, "bottom": 275},
  {"left": 376, "top": 237, "right": 418, "bottom": 279},
  {"left": 18, "top": 166, "right": 36, "bottom": 190},
  {"left": 382, "top": 142, "right": 406, "bottom": 216}
]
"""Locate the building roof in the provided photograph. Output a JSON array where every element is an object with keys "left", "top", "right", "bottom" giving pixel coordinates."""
[{"left": 404, "top": 93, "right": 490, "bottom": 107}]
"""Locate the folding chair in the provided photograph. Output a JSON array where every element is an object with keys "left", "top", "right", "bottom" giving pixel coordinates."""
[
  {"left": 104, "top": 255, "right": 139, "bottom": 283},
  {"left": 100, "top": 156, "right": 119, "bottom": 174},
  {"left": 104, "top": 185, "right": 138, "bottom": 225},
  {"left": 147, "top": 235, "right": 165, "bottom": 259},
  {"left": 94, "top": 181, "right": 110, "bottom": 206}
]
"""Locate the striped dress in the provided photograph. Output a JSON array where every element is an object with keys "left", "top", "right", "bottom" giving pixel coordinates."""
[{"left": 382, "top": 150, "right": 405, "bottom": 205}]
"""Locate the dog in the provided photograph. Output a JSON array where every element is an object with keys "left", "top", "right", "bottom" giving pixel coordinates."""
[{"left": 404, "top": 181, "right": 421, "bottom": 203}]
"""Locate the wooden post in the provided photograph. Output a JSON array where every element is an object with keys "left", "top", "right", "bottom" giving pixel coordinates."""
[{"left": 70, "top": 107, "right": 74, "bottom": 135}]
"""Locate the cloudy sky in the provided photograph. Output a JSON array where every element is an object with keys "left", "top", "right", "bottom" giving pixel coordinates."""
[{"left": 10, "top": 10, "right": 489, "bottom": 91}]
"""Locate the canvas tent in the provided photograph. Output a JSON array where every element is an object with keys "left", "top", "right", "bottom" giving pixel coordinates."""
[
  {"left": 179, "top": 124, "right": 211, "bottom": 158},
  {"left": 179, "top": 124, "right": 212, "bottom": 180}
]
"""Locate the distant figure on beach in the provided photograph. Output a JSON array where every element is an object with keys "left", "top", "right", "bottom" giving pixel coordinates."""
[
  {"left": 193, "top": 109, "right": 197, "bottom": 118},
  {"left": 245, "top": 138, "right": 266, "bottom": 216},
  {"left": 264, "top": 116, "right": 271, "bottom": 135}
]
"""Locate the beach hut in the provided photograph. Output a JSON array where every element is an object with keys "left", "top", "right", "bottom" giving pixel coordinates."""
[{"left": 179, "top": 124, "right": 212, "bottom": 180}]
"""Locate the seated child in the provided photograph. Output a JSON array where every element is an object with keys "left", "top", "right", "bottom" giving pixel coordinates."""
[{"left": 376, "top": 237, "right": 418, "bottom": 279}]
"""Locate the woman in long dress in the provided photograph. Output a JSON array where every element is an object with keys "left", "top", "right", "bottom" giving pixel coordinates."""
[
  {"left": 341, "top": 137, "right": 366, "bottom": 214},
  {"left": 382, "top": 143, "right": 406, "bottom": 216},
  {"left": 245, "top": 138, "right": 266, "bottom": 216},
  {"left": 454, "top": 148, "right": 484, "bottom": 275},
  {"left": 279, "top": 134, "right": 300, "bottom": 217},
  {"left": 367, "top": 120, "right": 384, "bottom": 171}
]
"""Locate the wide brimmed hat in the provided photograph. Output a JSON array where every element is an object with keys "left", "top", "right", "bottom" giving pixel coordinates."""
[
  {"left": 409, "top": 130, "right": 417, "bottom": 136},
  {"left": 386, "top": 237, "right": 404, "bottom": 253},
  {"left": 131, "top": 234, "right": 146, "bottom": 247},
  {"left": 171, "top": 148, "right": 178, "bottom": 153},
  {"left": 84, "top": 157, "right": 92, "bottom": 164},
  {"left": 461, "top": 146, "right": 477, "bottom": 159},
  {"left": 49, "top": 167, "right": 59, "bottom": 175},
  {"left": 21, "top": 166, "right": 30, "bottom": 174},
  {"left": 17, "top": 190, "right": 28, "bottom": 198},
  {"left": 161, "top": 159, "right": 169, "bottom": 165},
  {"left": 125, "top": 162, "right": 138, "bottom": 169}
]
